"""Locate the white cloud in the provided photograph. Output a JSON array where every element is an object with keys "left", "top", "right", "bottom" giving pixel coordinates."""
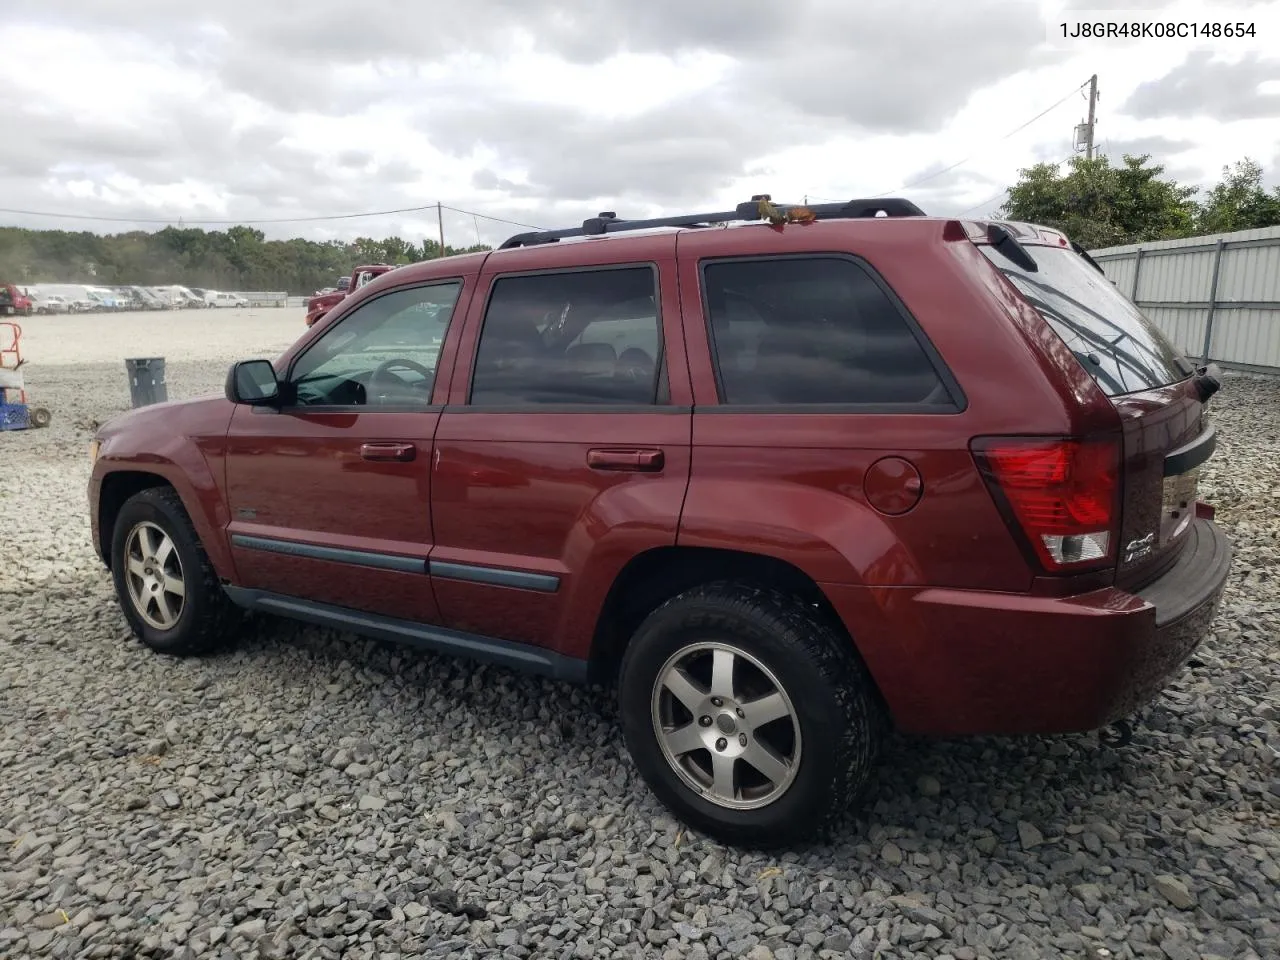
[{"left": 0, "top": 0, "right": 1278, "bottom": 245}]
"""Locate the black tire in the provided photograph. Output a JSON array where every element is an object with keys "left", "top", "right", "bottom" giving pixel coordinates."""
[
  {"left": 110, "top": 487, "right": 241, "bottom": 656},
  {"left": 28, "top": 407, "right": 51, "bottom": 428},
  {"left": 619, "top": 582, "right": 886, "bottom": 848}
]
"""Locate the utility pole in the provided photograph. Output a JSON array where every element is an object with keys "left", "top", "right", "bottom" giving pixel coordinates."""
[
  {"left": 436, "top": 202, "right": 446, "bottom": 258},
  {"left": 1085, "top": 73, "right": 1098, "bottom": 160}
]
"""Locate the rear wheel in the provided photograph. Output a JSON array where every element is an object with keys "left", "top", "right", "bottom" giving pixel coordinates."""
[
  {"left": 110, "top": 487, "right": 241, "bottom": 655},
  {"left": 619, "top": 582, "right": 886, "bottom": 847},
  {"left": 28, "top": 407, "right": 51, "bottom": 428}
]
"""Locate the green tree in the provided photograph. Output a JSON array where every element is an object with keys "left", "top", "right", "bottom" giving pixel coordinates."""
[
  {"left": 1000, "top": 154, "right": 1198, "bottom": 248},
  {"left": 1195, "top": 157, "right": 1280, "bottom": 234},
  {"left": 0, "top": 226, "right": 492, "bottom": 295}
]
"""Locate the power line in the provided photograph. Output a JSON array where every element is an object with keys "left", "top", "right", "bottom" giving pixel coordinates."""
[
  {"left": 877, "top": 81, "right": 1089, "bottom": 197},
  {"left": 805, "top": 78, "right": 1091, "bottom": 204},
  {"left": 0, "top": 201, "right": 547, "bottom": 231},
  {"left": 439, "top": 205, "right": 546, "bottom": 231},
  {"left": 955, "top": 155, "right": 1075, "bottom": 217},
  {"left": 955, "top": 189, "right": 1012, "bottom": 218}
]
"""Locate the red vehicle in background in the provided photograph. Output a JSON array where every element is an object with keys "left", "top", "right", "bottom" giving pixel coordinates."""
[
  {"left": 1, "top": 284, "right": 34, "bottom": 316},
  {"left": 305, "top": 265, "right": 397, "bottom": 327}
]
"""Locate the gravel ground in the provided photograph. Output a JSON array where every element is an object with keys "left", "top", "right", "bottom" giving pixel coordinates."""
[{"left": 2, "top": 311, "right": 1278, "bottom": 960}]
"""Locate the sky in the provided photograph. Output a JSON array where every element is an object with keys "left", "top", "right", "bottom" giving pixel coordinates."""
[{"left": 1, "top": 0, "right": 1279, "bottom": 247}]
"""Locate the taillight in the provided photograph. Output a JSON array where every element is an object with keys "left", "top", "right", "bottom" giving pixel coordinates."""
[{"left": 971, "top": 436, "right": 1121, "bottom": 572}]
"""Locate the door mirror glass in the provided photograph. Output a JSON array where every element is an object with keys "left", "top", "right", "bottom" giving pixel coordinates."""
[{"left": 226, "top": 359, "right": 280, "bottom": 404}]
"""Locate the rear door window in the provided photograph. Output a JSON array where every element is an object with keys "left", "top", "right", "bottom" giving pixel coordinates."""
[
  {"left": 979, "top": 244, "right": 1193, "bottom": 396},
  {"left": 469, "top": 266, "right": 665, "bottom": 406}
]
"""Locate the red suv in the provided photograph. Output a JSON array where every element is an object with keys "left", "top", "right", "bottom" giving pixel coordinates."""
[{"left": 87, "top": 197, "right": 1232, "bottom": 846}]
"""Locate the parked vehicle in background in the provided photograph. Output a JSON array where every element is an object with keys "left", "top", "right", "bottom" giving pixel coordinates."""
[
  {"left": 148, "top": 285, "right": 204, "bottom": 309},
  {"left": 86, "top": 286, "right": 122, "bottom": 310},
  {"left": 87, "top": 196, "right": 1233, "bottom": 848},
  {"left": 111, "top": 287, "right": 146, "bottom": 310},
  {"left": 134, "top": 288, "right": 170, "bottom": 310},
  {"left": 31, "top": 293, "right": 69, "bottom": 314},
  {"left": 1, "top": 283, "right": 34, "bottom": 316},
  {"left": 59, "top": 288, "right": 98, "bottom": 312},
  {"left": 206, "top": 290, "right": 249, "bottom": 308},
  {"left": 177, "top": 286, "right": 207, "bottom": 308},
  {"left": 304, "top": 264, "right": 396, "bottom": 327}
]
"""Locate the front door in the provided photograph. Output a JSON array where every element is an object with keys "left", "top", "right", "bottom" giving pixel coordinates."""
[
  {"left": 429, "top": 236, "right": 694, "bottom": 657},
  {"left": 224, "top": 279, "right": 466, "bottom": 623}
]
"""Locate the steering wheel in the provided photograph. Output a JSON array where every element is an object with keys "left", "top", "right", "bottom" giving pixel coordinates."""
[{"left": 369, "top": 358, "right": 435, "bottom": 404}]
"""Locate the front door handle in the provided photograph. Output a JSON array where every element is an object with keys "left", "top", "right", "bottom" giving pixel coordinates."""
[
  {"left": 361, "top": 442, "right": 417, "bottom": 462},
  {"left": 587, "top": 448, "right": 664, "bottom": 472}
]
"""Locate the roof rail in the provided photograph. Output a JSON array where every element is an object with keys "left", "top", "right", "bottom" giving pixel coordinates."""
[{"left": 498, "top": 195, "right": 927, "bottom": 249}]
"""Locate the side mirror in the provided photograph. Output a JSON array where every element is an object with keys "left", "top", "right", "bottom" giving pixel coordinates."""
[{"left": 225, "top": 359, "right": 280, "bottom": 405}]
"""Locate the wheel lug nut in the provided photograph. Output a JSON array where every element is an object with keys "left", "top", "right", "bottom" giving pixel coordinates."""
[
  {"left": 699, "top": 715, "right": 712, "bottom": 727},
  {"left": 739, "top": 733, "right": 748, "bottom": 746},
  {"left": 715, "top": 738, "right": 727, "bottom": 751},
  {"left": 711, "top": 697, "right": 723, "bottom": 707},
  {"left": 736, "top": 708, "right": 745, "bottom": 718}
]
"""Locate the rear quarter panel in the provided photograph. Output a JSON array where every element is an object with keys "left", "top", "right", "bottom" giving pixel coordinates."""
[{"left": 674, "top": 220, "right": 1110, "bottom": 594}]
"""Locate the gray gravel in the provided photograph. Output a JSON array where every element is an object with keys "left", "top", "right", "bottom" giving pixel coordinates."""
[{"left": 2, "top": 355, "right": 1279, "bottom": 960}]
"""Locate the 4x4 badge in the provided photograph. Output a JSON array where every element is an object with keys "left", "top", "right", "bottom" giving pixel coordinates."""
[{"left": 1124, "top": 531, "right": 1155, "bottom": 563}]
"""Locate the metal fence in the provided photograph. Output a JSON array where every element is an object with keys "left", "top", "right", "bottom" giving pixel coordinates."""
[
  {"left": 233, "top": 291, "right": 290, "bottom": 307},
  {"left": 1090, "top": 225, "right": 1280, "bottom": 374}
]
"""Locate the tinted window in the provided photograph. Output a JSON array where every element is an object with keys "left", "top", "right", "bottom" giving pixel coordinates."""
[
  {"left": 289, "top": 282, "right": 460, "bottom": 408},
  {"left": 471, "top": 267, "right": 664, "bottom": 405},
  {"left": 979, "top": 245, "right": 1192, "bottom": 396},
  {"left": 702, "top": 257, "right": 950, "bottom": 406}
]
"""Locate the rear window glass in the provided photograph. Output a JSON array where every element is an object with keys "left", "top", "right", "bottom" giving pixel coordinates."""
[{"left": 980, "top": 244, "right": 1192, "bottom": 396}]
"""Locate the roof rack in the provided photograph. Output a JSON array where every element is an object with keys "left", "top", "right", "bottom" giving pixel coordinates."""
[{"left": 498, "top": 195, "right": 927, "bottom": 249}]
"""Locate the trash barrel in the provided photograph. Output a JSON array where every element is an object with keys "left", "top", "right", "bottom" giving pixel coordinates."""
[{"left": 125, "top": 357, "right": 168, "bottom": 407}]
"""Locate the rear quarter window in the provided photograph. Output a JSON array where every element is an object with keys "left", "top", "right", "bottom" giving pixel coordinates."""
[
  {"left": 700, "top": 255, "right": 958, "bottom": 408},
  {"left": 979, "top": 244, "right": 1193, "bottom": 397}
]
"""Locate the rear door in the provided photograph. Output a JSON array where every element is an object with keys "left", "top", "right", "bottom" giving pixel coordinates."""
[
  {"left": 977, "top": 239, "right": 1210, "bottom": 587},
  {"left": 428, "top": 236, "right": 694, "bottom": 655}
]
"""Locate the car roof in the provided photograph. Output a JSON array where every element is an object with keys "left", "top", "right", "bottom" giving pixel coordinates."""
[{"left": 368, "top": 197, "right": 1075, "bottom": 290}]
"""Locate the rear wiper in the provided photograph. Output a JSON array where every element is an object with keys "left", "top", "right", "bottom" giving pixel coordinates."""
[
  {"left": 1071, "top": 240, "right": 1105, "bottom": 274},
  {"left": 986, "top": 224, "right": 1038, "bottom": 272}
]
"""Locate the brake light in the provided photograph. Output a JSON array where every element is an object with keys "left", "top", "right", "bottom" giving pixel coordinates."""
[{"left": 972, "top": 436, "right": 1120, "bottom": 571}]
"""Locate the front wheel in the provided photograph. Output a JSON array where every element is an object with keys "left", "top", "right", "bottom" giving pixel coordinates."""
[
  {"left": 619, "top": 582, "right": 887, "bottom": 848},
  {"left": 110, "top": 487, "right": 242, "bottom": 656}
]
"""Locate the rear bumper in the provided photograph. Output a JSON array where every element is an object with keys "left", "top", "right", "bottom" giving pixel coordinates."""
[{"left": 827, "top": 517, "right": 1233, "bottom": 736}]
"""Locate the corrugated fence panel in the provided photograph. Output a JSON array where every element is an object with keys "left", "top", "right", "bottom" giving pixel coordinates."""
[
  {"left": 1102, "top": 257, "right": 1136, "bottom": 294},
  {"left": 1137, "top": 248, "right": 1214, "bottom": 303},
  {"left": 1217, "top": 243, "right": 1280, "bottom": 303},
  {"left": 1091, "top": 226, "right": 1280, "bottom": 374},
  {"left": 1209, "top": 307, "right": 1280, "bottom": 368},
  {"left": 1143, "top": 306, "right": 1207, "bottom": 356}
]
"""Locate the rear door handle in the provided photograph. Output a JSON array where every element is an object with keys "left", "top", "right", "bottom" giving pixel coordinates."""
[
  {"left": 360, "top": 442, "right": 417, "bottom": 462},
  {"left": 587, "top": 448, "right": 664, "bottom": 472}
]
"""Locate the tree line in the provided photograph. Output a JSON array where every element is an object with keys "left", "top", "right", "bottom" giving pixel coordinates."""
[
  {"left": 2, "top": 156, "right": 1276, "bottom": 293},
  {"left": 999, "top": 155, "right": 1280, "bottom": 250},
  {"left": 0, "top": 225, "right": 491, "bottom": 296}
]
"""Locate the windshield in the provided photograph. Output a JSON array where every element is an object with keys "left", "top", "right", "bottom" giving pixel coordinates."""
[{"left": 980, "top": 244, "right": 1193, "bottom": 396}]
